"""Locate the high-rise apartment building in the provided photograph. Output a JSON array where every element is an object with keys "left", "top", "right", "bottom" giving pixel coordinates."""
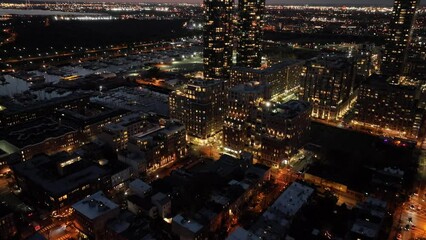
[
  {"left": 236, "top": 0, "right": 266, "bottom": 68},
  {"left": 203, "top": 0, "right": 234, "bottom": 80},
  {"left": 354, "top": 74, "right": 423, "bottom": 140},
  {"left": 381, "top": 0, "right": 419, "bottom": 83},
  {"left": 223, "top": 82, "right": 271, "bottom": 153},
  {"left": 169, "top": 79, "right": 225, "bottom": 140},
  {"left": 257, "top": 100, "right": 312, "bottom": 167},
  {"left": 300, "top": 55, "right": 356, "bottom": 121},
  {"left": 223, "top": 85, "right": 311, "bottom": 167}
]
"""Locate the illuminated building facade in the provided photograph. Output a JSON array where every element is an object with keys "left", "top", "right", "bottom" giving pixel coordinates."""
[
  {"left": 1, "top": 118, "right": 82, "bottom": 163},
  {"left": 381, "top": 0, "right": 419, "bottom": 83},
  {"left": 224, "top": 92, "right": 311, "bottom": 167},
  {"left": 127, "top": 120, "right": 187, "bottom": 172},
  {"left": 256, "top": 100, "right": 312, "bottom": 167},
  {"left": 236, "top": 0, "right": 266, "bottom": 68},
  {"left": 203, "top": 0, "right": 234, "bottom": 80},
  {"left": 229, "top": 60, "right": 304, "bottom": 97},
  {"left": 355, "top": 44, "right": 379, "bottom": 80},
  {"left": 354, "top": 74, "right": 423, "bottom": 140},
  {"left": 169, "top": 79, "right": 224, "bottom": 139},
  {"left": 100, "top": 113, "right": 160, "bottom": 152},
  {"left": 223, "top": 82, "right": 271, "bottom": 153},
  {"left": 300, "top": 55, "right": 356, "bottom": 121}
]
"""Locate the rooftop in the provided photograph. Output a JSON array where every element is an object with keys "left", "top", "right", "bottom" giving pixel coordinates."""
[
  {"left": 1, "top": 118, "right": 77, "bottom": 149},
  {"left": 151, "top": 192, "right": 170, "bottom": 205},
  {"left": 172, "top": 214, "right": 204, "bottom": 234},
  {"left": 91, "top": 87, "right": 169, "bottom": 116},
  {"left": 266, "top": 182, "right": 314, "bottom": 218},
  {"left": 251, "top": 182, "right": 314, "bottom": 239},
  {"left": 72, "top": 191, "right": 119, "bottom": 220},
  {"left": 107, "top": 211, "right": 134, "bottom": 234},
  {"left": 12, "top": 152, "right": 108, "bottom": 197},
  {"left": 231, "top": 59, "right": 304, "bottom": 75},
  {"left": 231, "top": 81, "right": 269, "bottom": 94},
  {"left": 130, "top": 120, "right": 185, "bottom": 145},
  {"left": 350, "top": 220, "right": 380, "bottom": 239},
  {"left": 129, "top": 179, "right": 152, "bottom": 197},
  {"left": 103, "top": 112, "right": 154, "bottom": 132},
  {"left": 0, "top": 93, "right": 90, "bottom": 116},
  {"left": 226, "top": 227, "right": 261, "bottom": 240},
  {"left": 58, "top": 102, "right": 129, "bottom": 128},
  {"left": 263, "top": 100, "right": 311, "bottom": 119},
  {"left": 363, "top": 74, "right": 417, "bottom": 91},
  {"left": 307, "top": 54, "right": 353, "bottom": 70}
]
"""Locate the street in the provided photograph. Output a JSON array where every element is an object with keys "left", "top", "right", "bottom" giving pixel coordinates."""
[{"left": 389, "top": 149, "right": 426, "bottom": 240}]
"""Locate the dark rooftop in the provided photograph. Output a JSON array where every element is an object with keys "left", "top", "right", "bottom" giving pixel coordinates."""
[
  {"left": 58, "top": 102, "right": 129, "bottom": 128},
  {"left": 1, "top": 118, "right": 77, "bottom": 148},
  {"left": 12, "top": 152, "right": 108, "bottom": 197}
]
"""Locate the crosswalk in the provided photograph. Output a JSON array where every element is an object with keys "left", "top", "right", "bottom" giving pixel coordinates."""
[
  {"left": 56, "top": 233, "right": 71, "bottom": 240},
  {"left": 39, "top": 223, "right": 57, "bottom": 234}
]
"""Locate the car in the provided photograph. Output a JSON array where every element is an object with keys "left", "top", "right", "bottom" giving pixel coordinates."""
[{"left": 404, "top": 224, "right": 410, "bottom": 231}]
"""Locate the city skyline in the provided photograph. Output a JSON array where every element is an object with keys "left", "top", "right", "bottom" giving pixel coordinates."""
[
  {"left": 0, "top": 0, "right": 425, "bottom": 239},
  {"left": 39, "top": 0, "right": 424, "bottom": 6}
]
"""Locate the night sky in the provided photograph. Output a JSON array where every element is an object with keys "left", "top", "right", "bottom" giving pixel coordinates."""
[{"left": 43, "top": 0, "right": 419, "bottom": 6}]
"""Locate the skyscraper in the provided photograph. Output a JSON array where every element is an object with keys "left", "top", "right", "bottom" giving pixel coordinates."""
[
  {"left": 203, "top": 0, "right": 234, "bottom": 80},
  {"left": 236, "top": 0, "right": 266, "bottom": 68},
  {"left": 381, "top": 0, "right": 419, "bottom": 83}
]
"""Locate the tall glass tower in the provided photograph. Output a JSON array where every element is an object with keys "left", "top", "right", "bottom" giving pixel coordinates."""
[
  {"left": 203, "top": 0, "right": 234, "bottom": 80},
  {"left": 381, "top": 0, "right": 419, "bottom": 84},
  {"left": 236, "top": 0, "right": 266, "bottom": 69}
]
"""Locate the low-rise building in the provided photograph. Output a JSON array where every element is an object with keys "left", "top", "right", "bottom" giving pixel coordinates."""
[
  {"left": 346, "top": 198, "right": 388, "bottom": 240},
  {"left": 128, "top": 179, "right": 152, "bottom": 198},
  {"left": 104, "top": 212, "right": 153, "bottom": 240},
  {"left": 91, "top": 86, "right": 169, "bottom": 116},
  {"left": 169, "top": 155, "right": 270, "bottom": 239},
  {"left": 172, "top": 214, "right": 206, "bottom": 240},
  {"left": 226, "top": 227, "right": 260, "bottom": 240},
  {"left": 12, "top": 152, "right": 110, "bottom": 210},
  {"left": 1, "top": 118, "right": 81, "bottom": 163},
  {"left": 0, "top": 93, "right": 90, "bottom": 129},
  {"left": 248, "top": 182, "right": 314, "bottom": 239},
  {"left": 117, "top": 150, "right": 146, "bottom": 175},
  {"left": 100, "top": 113, "right": 159, "bottom": 151},
  {"left": 57, "top": 102, "right": 128, "bottom": 142},
  {"left": 151, "top": 192, "right": 172, "bottom": 219},
  {"left": 72, "top": 191, "right": 120, "bottom": 240}
]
